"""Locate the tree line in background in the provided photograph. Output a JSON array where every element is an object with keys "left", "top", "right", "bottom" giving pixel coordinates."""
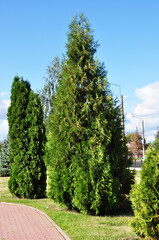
[{"left": 0, "top": 137, "right": 10, "bottom": 176}]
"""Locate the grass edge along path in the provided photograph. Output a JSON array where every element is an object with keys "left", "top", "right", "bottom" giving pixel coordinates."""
[{"left": 0, "top": 177, "right": 141, "bottom": 240}]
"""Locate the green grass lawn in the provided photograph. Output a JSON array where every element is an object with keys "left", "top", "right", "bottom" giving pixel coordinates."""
[{"left": 0, "top": 176, "right": 142, "bottom": 240}]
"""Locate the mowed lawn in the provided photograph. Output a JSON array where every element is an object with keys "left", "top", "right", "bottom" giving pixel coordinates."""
[{"left": 0, "top": 176, "right": 141, "bottom": 240}]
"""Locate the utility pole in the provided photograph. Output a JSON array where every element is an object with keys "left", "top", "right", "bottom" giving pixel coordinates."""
[
  {"left": 109, "top": 83, "right": 125, "bottom": 138},
  {"left": 142, "top": 119, "right": 145, "bottom": 156}
]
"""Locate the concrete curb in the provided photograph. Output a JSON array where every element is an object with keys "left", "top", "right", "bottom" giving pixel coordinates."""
[
  {"left": 129, "top": 167, "right": 141, "bottom": 171},
  {"left": 30, "top": 205, "right": 71, "bottom": 240},
  {"left": 1, "top": 202, "right": 71, "bottom": 240}
]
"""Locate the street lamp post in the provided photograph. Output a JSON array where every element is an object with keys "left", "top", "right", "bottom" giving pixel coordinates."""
[
  {"left": 120, "top": 94, "right": 125, "bottom": 137},
  {"left": 109, "top": 83, "right": 125, "bottom": 137}
]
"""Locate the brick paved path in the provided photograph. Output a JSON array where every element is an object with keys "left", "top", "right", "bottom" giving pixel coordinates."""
[{"left": 0, "top": 202, "right": 70, "bottom": 240}]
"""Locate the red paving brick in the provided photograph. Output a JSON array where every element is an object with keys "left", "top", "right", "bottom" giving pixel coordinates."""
[{"left": 0, "top": 202, "right": 70, "bottom": 240}]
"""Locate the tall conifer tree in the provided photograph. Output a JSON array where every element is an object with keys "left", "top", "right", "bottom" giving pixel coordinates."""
[
  {"left": 46, "top": 14, "right": 133, "bottom": 215},
  {"left": 25, "top": 91, "right": 46, "bottom": 198},
  {"left": 7, "top": 76, "right": 46, "bottom": 198}
]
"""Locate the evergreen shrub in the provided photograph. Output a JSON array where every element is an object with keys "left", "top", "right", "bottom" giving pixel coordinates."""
[
  {"left": 131, "top": 140, "right": 159, "bottom": 239},
  {"left": 46, "top": 14, "right": 134, "bottom": 215},
  {"left": 7, "top": 76, "right": 46, "bottom": 198}
]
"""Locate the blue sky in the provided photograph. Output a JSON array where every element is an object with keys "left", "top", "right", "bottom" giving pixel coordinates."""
[{"left": 1, "top": 0, "right": 159, "bottom": 141}]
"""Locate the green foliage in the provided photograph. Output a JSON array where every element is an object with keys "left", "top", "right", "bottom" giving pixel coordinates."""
[
  {"left": 46, "top": 14, "right": 133, "bottom": 215},
  {"left": 7, "top": 76, "right": 46, "bottom": 198},
  {"left": 130, "top": 140, "right": 159, "bottom": 239},
  {"left": 0, "top": 137, "right": 11, "bottom": 176}
]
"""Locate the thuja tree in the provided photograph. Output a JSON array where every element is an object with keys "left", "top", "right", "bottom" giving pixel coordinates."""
[
  {"left": 0, "top": 137, "right": 11, "bottom": 177},
  {"left": 7, "top": 76, "right": 46, "bottom": 198},
  {"left": 24, "top": 91, "right": 46, "bottom": 198},
  {"left": 130, "top": 140, "right": 159, "bottom": 239},
  {"left": 46, "top": 14, "right": 133, "bottom": 215}
]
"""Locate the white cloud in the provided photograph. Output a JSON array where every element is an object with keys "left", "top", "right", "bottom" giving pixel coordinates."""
[
  {"left": 0, "top": 92, "right": 7, "bottom": 97},
  {"left": 0, "top": 120, "right": 9, "bottom": 141},
  {"left": 0, "top": 92, "right": 10, "bottom": 140},
  {"left": 0, "top": 99, "right": 10, "bottom": 119},
  {"left": 145, "top": 130, "right": 157, "bottom": 143},
  {"left": 125, "top": 82, "right": 159, "bottom": 143},
  {"left": 134, "top": 82, "right": 159, "bottom": 117}
]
